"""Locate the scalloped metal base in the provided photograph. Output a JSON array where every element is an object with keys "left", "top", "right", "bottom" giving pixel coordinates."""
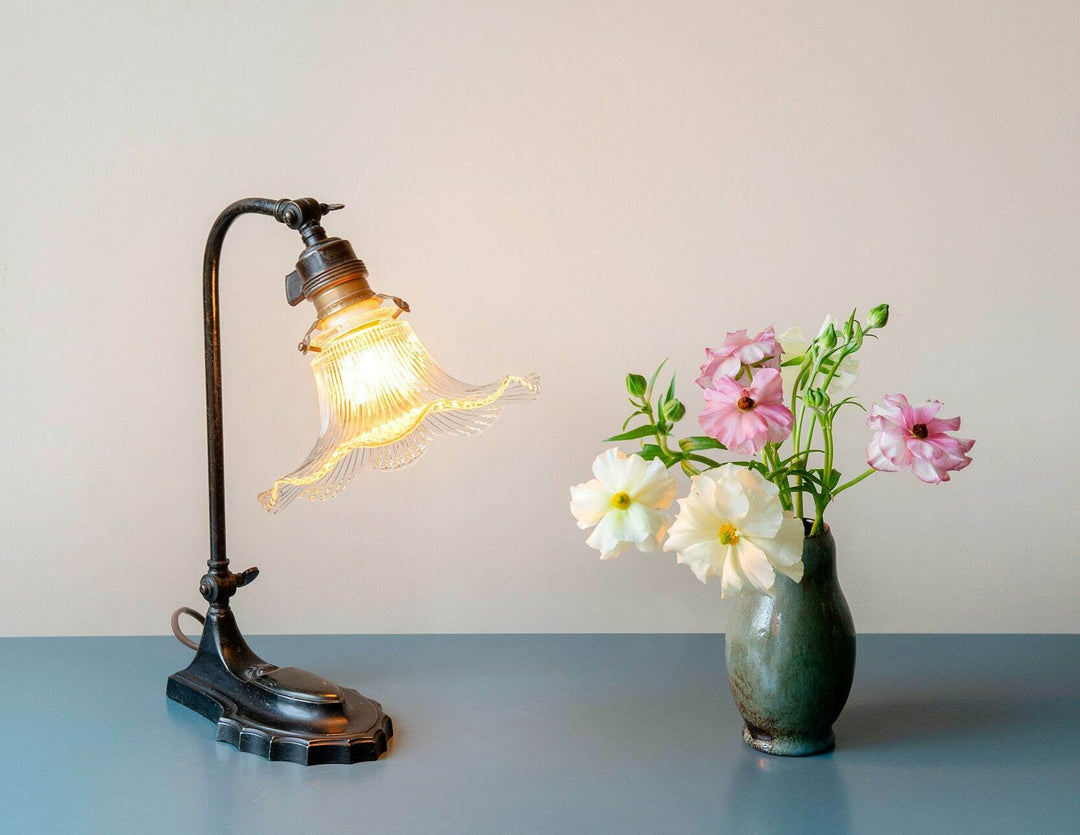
[
  {"left": 166, "top": 606, "right": 392, "bottom": 765},
  {"left": 168, "top": 670, "right": 393, "bottom": 765}
]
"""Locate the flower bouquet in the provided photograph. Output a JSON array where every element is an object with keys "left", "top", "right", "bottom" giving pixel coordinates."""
[{"left": 569, "top": 305, "right": 974, "bottom": 755}]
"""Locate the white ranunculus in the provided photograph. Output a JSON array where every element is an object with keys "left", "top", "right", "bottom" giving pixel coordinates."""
[
  {"left": 570, "top": 448, "right": 678, "bottom": 560},
  {"left": 779, "top": 315, "right": 860, "bottom": 395},
  {"left": 663, "top": 464, "right": 804, "bottom": 597}
]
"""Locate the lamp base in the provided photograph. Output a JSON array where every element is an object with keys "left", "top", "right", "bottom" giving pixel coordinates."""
[{"left": 167, "top": 606, "right": 392, "bottom": 765}]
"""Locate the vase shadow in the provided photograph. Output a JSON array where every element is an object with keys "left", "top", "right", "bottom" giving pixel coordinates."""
[
  {"left": 837, "top": 695, "right": 1017, "bottom": 746},
  {"left": 835, "top": 693, "right": 1079, "bottom": 766}
]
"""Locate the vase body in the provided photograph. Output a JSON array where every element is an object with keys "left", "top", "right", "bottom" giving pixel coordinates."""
[{"left": 724, "top": 524, "right": 855, "bottom": 756}]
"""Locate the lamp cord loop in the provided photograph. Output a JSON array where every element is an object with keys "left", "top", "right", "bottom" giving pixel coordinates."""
[{"left": 171, "top": 607, "right": 206, "bottom": 651}]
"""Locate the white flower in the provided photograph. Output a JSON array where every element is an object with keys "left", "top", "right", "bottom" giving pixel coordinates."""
[
  {"left": 778, "top": 315, "right": 859, "bottom": 395},
  {"left": 570, "top": 448, "right": 678, "bottom": 560},
  {"left": 663, "top": 464, "right": 804, "bottom": 597}
]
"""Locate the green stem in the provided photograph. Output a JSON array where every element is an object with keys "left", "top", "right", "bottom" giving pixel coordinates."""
[
  {"left": 790, "top": 361, "right": 810, "bottom": 518},
  {"left": 641, "top": 396, "right": 683, "bottom": 470},
  {"left": 800, "top": 345, "right": 845, "bottom": 450},
  {"left": 823, "top": 407, "right": 834, "bottom": 482},
  {"left": 799, "top": 344, "right": 854, "bottom": 523},
  {"left": 762, "top": 443, "right": 792, "bottom": 511},
  {"left": 832, "top": 467, "right": 876, "bottom": 496}
]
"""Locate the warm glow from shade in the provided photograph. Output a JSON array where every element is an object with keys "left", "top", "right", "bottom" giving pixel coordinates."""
[{"left": 258, "top": 299, "right": 539, "bottom": 512}]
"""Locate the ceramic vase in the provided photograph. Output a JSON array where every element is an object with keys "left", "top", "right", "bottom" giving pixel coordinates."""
[{"left": 724, "top": 522, "right": 856, "bottom": 756}]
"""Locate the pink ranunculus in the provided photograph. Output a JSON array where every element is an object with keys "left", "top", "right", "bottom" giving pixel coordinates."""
[
  {"left": 696, "top": 327, "right": 781, "bottom": 389},
  {"left": 866, "top": 394, "right": 974, "bottom": 484},
  {"left": 699, "top": 368, "right": 794, "bottom": 455}
]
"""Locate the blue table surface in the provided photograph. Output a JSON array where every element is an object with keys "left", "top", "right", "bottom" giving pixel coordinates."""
[{"left": 1, "top": 634, "right": 1077, "bottom": 834}]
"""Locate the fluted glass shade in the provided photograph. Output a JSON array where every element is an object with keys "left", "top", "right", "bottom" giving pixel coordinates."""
[{"left": 258, "top": 299, "right": 539, "bottom": 512}]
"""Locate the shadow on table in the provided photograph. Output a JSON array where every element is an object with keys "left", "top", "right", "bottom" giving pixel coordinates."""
[
  {"left": 835, "top": 693, "right": 1080, "bottom": 766},
  {"left": 839, "top": 695, "right": 1018, "bottom": 745}
]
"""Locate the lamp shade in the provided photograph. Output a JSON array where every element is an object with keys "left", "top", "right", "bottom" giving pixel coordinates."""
[{"left": 258, "top": 298, "right": 539, "bottom": 511}]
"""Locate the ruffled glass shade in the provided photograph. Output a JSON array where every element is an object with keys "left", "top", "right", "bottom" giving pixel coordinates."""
[{"left": 258, "top": 299, "right": 539, "bottom": 512}]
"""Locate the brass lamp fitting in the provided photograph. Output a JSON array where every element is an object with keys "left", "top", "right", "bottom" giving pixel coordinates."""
[{"left": 281, "top": 198, "right": 375, "bottom": 319}]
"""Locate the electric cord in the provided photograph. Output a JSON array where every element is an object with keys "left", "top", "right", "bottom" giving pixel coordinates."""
[{"left": 170, "top": 607, "right": 205, "bottom": 651}]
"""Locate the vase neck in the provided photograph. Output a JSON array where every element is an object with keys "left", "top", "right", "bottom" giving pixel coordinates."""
[{"left": 799, "top": 524, "right": 837, "bottom": 585}]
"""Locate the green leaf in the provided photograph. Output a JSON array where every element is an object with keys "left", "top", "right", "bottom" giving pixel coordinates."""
[
  {"left": 850, "top": 321, "right": 865, "bottom": 349},
  {"left": 620, "top": 411, "right": 644, "bottom": 431},
  {"left": 730, "top": 460, "right": 769, "bottom": 476},
  {"left": 785, "top": 468, "right": 825, "bottom": 486},
  {"left": 640, "top": 443, "right": 663, "bottom": 461},
  {"left": 604, "top": 425, "right": 658, "bottom": 442},
  {"left": 646, "top": 359, "right": 668, "bottom": 400},
  {"left": 779, "top": 482, "right": 819, "bottom": 499},
  {"left": 663, "top": 374, "right": 677, "bottom": 406},
  {"left": 844, "top": 308, "right": 857, "bottom": 339},
  {"left": 626, "top": 373, "right": 647, "bottom": 397},
  {"left": 679, "top": 436, "right": 727, "bottom": 452},
  {"left": 776, "top": 449, "right": 824, "bottom": 466},
  {"left": 828, "top": 398, "right": 867, "bottom": 420},
  {"left": 640, "top": 443, "right": 680, "bottom": 468},
  {"left": 683, "top": 453, "right": 722, "bottom": 469}
]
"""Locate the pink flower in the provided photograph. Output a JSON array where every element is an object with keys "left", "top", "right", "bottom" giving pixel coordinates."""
[
  {"left": 866, "top": 394, "right": 974, "bottom": 484},
  {"left": 699, "top": 368, "right": 794, "bottom": 454},
  {"left": 696, "top": 327, "right": 781, "bottom": 389}
]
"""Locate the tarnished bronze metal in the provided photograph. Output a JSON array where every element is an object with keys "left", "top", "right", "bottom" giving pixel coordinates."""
[
  {"left": 284, "top": 229, "right": 374, "bottom": 314},
  {"left": 170, "top": 197, "right": 393, "bottom": 765}
]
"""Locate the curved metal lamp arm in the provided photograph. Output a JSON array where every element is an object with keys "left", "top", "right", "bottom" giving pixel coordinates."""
[
  {"left": 200, "top": 197, "right": 341, "bottom": 605},
  {"left": 167, "top": 198, "right": 395, "bottom": 767}
]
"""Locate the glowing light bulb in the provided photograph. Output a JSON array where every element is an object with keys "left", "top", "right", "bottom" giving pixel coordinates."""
[{"left": 258, "top": 299, "right": 539, "bottom": 512}]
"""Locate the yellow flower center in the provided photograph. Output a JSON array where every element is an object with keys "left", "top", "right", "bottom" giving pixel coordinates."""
[
  {"left": 718, "top": 523, "right": 740, "bottom": 545},
  {"left": 611, "top": 491, "right": 633, "bottom": 510}
]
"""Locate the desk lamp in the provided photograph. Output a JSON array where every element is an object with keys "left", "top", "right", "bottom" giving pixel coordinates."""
[{"left": 167, "top": 197, "right": 539, "bottom": 764}]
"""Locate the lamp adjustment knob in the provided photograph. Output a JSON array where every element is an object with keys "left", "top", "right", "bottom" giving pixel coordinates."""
[
  {"left": 236, "top": 566, "right": 260, "bottom": 587},
  {"left": 277, "top": 198, "right": 343, "bottom": 229},
  {"left": 198, "top": 566, "right": 260, "bottom": 603}
]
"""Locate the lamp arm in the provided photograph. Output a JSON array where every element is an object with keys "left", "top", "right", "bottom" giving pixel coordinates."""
[
  {"left": 200, "top": 197, "right": 341, "bottom": 605},
  {"left": 166, "top": 198, "right": 394, "bottom": 766}
]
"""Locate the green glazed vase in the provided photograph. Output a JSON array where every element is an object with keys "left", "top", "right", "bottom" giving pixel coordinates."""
[{"left": 724, "top": 523, "right": 856, "bottom": 756}]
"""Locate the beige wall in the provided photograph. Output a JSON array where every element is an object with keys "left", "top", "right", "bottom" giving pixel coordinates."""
[{"left": 2, "top": 1, "right": 1077, "bottom": 636}]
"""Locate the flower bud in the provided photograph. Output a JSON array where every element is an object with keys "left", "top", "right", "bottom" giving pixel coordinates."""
[
  {"left": 806, "top": 388, "right": 829, "bottom": 409},
  {"left": 626, "top": 373, "right": 647, "bottom": 398},
  {"left": 867, "top": 303, "right": 889, "bottom": 329},
  {"left": 662, "top": 398, "right": 686, "bottom": 423},
  {"left": 820, "top": 324, "right": 838, "bottom": 350}
]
